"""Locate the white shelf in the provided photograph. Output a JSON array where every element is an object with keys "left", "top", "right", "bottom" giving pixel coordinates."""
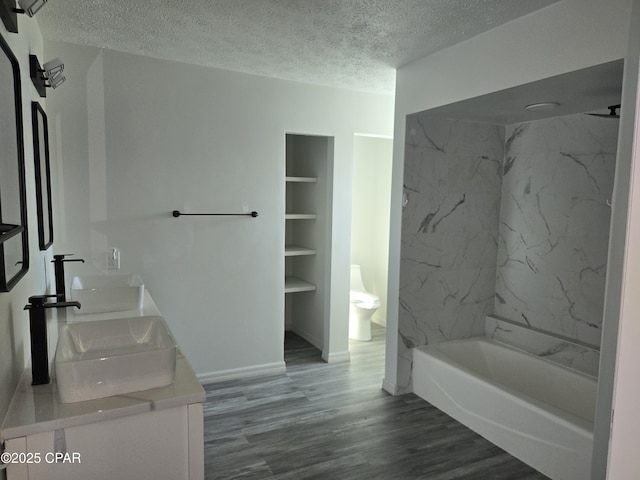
[
  {"left": 285, "top": 276, "right": 317, "bottom": 293},
  {"left": 286, "top": 176, "right": 317, "bottom": 183},
  {"left": 285, "top": 245, "right": 317, "bottom": 256},
  {"left": 285, "top": 213, "right": 317, "bottom": 220}
]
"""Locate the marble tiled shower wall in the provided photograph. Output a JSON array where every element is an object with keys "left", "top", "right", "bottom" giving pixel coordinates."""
[
  {"left": 399, "top": 113, "right": 617, "bottom": 391},
  {"left": 398, "top": 116, "right": 505, "bottom": 393},
  {"left": 495, "top": 115, "right": 618, "bottom": 347}
]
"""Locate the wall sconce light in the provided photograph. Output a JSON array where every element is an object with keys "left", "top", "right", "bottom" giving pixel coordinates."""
[
  {"left": 30, "top": 55, "right": 66, "bottom": 97},
  {"left": 0, "top": 0, "right": 19, "bottom": 32},
  {"left": 16, "top": 0, "right": 48, "bottom": 17},
  {"left": 42, "top": 57, "right": 63, "bottom": 77},
  {"left": 47, "top": 70, "right": 65, "bottom": 89},
  {"left": 43, "top": 57, "right": 65, "bottom": 90},
  {"left": 1, "top": 0, "right": 52, "bottom": 33}
]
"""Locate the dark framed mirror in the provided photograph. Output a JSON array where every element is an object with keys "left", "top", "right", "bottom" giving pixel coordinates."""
[
  {"left": 32, "top": 102, "right": 53, "bottom": 250},
  {"left": 0, "top": 32, "right": 29, "bottom": 291}
]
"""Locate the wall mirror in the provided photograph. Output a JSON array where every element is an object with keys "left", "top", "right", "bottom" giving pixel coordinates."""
[
  {"left": 32, "top": 102, "right": 53, "bottom": 250},
  {"left": 0, "top": 33, "right": 29, "bottom": 291}
]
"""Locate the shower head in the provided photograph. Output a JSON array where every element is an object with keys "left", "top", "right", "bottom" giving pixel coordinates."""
[{"left": 588, "top": 104, "right": 620, "bottom": 119}]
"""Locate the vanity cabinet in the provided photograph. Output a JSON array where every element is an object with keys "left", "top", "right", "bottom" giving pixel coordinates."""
[
  {"left": 1, "top": 292, "right": 205, "bottom": 480},
  {"left": 4, "top": 404, "right": 203, "bottom": 480}
]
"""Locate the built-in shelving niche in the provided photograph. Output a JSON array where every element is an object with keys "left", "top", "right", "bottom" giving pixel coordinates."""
[{"left": 284, "top": 134, "right": 333, "bottom": 352}]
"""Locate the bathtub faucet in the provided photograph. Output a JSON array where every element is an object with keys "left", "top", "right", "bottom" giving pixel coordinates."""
[
  {"left": 24, "top": 295, "right": 81, "bottom": 385},
  {"left": 52, "top": 254, "right": 85, "bottom": 301}
]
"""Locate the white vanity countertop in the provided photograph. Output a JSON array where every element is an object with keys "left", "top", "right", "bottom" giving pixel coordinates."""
[{"left": 1, "top": 291, "right": 205, "bottom": 441}]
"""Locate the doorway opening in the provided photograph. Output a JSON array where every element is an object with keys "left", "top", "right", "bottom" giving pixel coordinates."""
[{"left": 349, "top": 134, "right": 393, "bottom": 362}]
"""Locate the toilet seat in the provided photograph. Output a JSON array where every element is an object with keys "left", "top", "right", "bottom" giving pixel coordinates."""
[
  {"left": 349, "top": 264, "right": 379, "bottom": 341},
  {"left": 350, "top": 291, "right": 380, "bottom": 309}
]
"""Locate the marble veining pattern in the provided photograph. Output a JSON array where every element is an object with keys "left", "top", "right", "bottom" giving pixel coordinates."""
[
  {"left": 399, "top": 116, "right": 504, "bottom": 393},
  {"left": 495, "top": 115, "right": 617, "bottom": 347},
  {"left": 485, "top": 316, "right": 600, "bottom": 377},
  {"left": 399, "top": 113, "right": 616, "bottom": 392}
]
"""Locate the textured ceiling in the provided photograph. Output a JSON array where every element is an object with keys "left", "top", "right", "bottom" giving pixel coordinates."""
[{"left": 36, "top": 0, "right": 559, "bottom": 95}]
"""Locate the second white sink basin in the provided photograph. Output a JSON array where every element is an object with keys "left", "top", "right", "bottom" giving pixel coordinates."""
[
  {"left": 71, "top": 273, "right": 144, "bottom": 314},
  {"left": 55, "top": 315, "right": 177, "bottom": 403}
]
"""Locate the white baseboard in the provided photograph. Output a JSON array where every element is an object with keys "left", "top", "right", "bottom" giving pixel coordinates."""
[
  {"left": 372, "top": 317, "right": 387, "bottom": 327},
  {"left": 382, "top": 378, "right": 403, "bottom": 395},
  {"left": 292, "top": 327, "right": 352, "bottom": 364},
  {"left": 321, "top": 349, "right": 351, "bottom": 363},
  {"left": 291, "top": 326, "right": 323, "bottom": 351},
  {"left": 197, "top": 361, "right": 286, "bottom": 384}
]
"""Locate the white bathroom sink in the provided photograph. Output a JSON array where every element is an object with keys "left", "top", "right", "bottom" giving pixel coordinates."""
[
  {"left": 55, "top": 315, "right": 177, "bottom": 403},
  {"left": 70, "top": 273, "right": 144, "bottom": 314}
]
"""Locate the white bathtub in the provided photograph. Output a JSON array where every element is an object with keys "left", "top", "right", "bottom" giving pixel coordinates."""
[{"left": 413, "top": 338, "right": 597, "bottom": 480}]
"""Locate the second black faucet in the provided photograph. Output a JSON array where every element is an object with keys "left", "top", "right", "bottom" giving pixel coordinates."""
[{"left": 52, "top": 254, "right": 85, "bottom": 301}]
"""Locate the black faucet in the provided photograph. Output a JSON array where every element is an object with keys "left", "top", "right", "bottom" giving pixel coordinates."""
[
  {"left": 24, "top": 295, "right": 81, "bottom": 385},
  {"left": 52, "top": 254, "right": 85, "bottom": 301}
]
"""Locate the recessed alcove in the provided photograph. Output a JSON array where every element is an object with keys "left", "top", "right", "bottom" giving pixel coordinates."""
[{"left": 398, "top": 58, "right": 625, "bottom": 479}]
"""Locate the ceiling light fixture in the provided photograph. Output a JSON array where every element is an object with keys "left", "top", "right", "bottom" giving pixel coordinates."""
[{"left": 524, "top": 102, "right": 560, "bottom": 112}]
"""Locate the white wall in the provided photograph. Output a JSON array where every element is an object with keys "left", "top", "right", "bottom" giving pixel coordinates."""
[
  {"left": 350, "top": 135, "right": 392, "bottom": 326},
  {"left": 44, "top": 42, "right": 394, "bottom": 381},
  {"left": 606, "top": 0, "right": 640, "bottom": 477},
  {"left": 0, "top": 17, "right": 57, "bottom": 424}
]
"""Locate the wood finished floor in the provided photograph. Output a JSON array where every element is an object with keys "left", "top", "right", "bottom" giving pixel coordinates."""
[{"left": 203, "top": 325, "right": 549, "bottom": 479}]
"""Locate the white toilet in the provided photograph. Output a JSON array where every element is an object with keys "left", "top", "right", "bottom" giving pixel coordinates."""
[{"left": 349, "top": 264, "right": 380, "bottom": 341}]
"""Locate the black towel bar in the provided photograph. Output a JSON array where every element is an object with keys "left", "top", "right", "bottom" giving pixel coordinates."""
[{"left": 172, "top": 210, "right": 258, "bottom": 218}]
